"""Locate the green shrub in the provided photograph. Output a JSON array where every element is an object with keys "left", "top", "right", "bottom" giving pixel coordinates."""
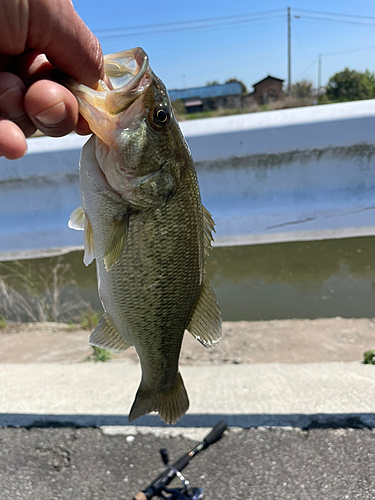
[{"left": 363, "top": 349, "right": 375, "bottom": 365}]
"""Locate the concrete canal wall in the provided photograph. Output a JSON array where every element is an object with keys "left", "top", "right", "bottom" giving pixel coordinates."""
[{"left": 1, "top": 100, "right": 375, "bottom": 260}]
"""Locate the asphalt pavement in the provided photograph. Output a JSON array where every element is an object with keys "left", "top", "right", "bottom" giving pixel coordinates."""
[{"left": 1, "top": 426, "right": 375, "bottom": 499}]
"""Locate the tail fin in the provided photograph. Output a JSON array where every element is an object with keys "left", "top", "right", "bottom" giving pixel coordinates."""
[{"left": 128, "top": 372, "right": 189, "bottom": 425}]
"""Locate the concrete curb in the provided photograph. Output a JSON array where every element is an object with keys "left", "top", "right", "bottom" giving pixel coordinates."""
[{"left": 1, "top": 361, "right": 374, "bottom": 429}]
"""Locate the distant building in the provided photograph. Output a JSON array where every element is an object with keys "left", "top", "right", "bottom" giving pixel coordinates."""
[
  {"left": 168, "top": 82, "right": 243, "bottom": 113},
  {"left": 251, "top": 76, "right": 284, "bottom": 105}
]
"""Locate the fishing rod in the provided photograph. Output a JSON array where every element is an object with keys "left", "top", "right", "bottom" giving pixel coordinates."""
[{"left": 133, "top": 420, "right": 228, "bottom": 500}]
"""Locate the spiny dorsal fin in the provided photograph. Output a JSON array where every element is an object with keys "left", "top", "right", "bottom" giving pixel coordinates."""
[
  {"left": 90, "top": 313, "right": 131, "bottom": 353},
  {"left": 203, "top": 206, "right": 216, "bottom": 254},
  {"left": 104, "top": 211, "right": 130, "bottom": 271},
  {"left": 83, "top": 216, "right": 95, "bottom": 266},
  {"left": 68, "top": 206, "right": 85, "bottom": 231},
  {"left": 186, "top": 278, "right": 222, "bottom": 349}
]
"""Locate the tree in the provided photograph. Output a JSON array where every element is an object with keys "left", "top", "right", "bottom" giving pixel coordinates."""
[
  {"left": 326, "top": 68, "right": 375, "bottom": 102},
  {"left": 205, "top": 80, "right": 220, "bottom": 86},
  {"left": 292, "top": 79, "right": 313, "bottom": 99}
]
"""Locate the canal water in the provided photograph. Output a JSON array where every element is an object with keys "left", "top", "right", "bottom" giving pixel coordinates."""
[{"left": 1, "top": 236, "right": 375, "bottom": 322}]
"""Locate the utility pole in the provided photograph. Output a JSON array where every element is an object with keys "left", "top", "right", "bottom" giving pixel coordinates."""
[
  {"left": 288, "top": 6, "right": 291, "bottom": 95},
  {"left": 318, "top": 54, "right": 322, "bottom": 95}
]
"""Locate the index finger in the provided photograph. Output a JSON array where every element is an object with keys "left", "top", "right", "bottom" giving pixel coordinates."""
[
  {"left": 1, "top": 0, "right": 104, "bottom": 88},
  {"left": 28, "top": 0, "right": 104, "bottom": 87}
]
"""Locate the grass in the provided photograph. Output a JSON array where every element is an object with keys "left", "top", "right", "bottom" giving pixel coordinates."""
[
  {"left": 84, "top": 346, "right": 111, "bottom": 362},
  {"left": 80, "top": 308, "right": 110, "bottom": 362},
  {"left": 363, "top": 349, "right": 375, "bottom": 365},
  {"left": 0, "top": 258, "right": 89, "bottom": 323},
  {"left": 0, "top": 316, "right": 7, "bottom": 329},
  {"left": 92, "top": 347, "right": 111, "bottom": 362},
  {"left": 66, "top": 320, "right": 77, "bottom": 332}
]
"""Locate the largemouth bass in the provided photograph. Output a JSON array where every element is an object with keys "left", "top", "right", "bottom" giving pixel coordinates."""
[{"left": 67, "top": 48, "right": 221, "bottom": 424}]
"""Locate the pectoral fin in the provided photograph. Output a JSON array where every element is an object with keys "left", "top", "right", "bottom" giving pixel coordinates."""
[
  {"left": 187, "top": 278, "right": 222, "bottom": 348},
  {"left": 68, "top": 206, "right": 85, "bottom": 230},
  {"left": 104, "top": 211, "right": 130, "bottom": 271},
  {"left": 83, "top": 217, "right": 95, "bottom": 266},
  {"left": 90, "top": 313, "right": 131, "bottom": 353},
  {"left": 69, "top": 206, "right": 94, "bottom": 265}
]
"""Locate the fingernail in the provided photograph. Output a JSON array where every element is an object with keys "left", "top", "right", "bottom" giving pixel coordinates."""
[{"left": 35, "top": 102, "right": 67, "bottom": 127}]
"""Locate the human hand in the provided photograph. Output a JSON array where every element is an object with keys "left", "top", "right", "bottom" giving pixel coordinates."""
[{"left": 0, "top": 0, "right": 104, "bottom": 159}]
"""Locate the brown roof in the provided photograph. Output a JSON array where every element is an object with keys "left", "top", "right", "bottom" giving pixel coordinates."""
[{"left": 253, "top": 75, "right": 284, "bottom": 87}]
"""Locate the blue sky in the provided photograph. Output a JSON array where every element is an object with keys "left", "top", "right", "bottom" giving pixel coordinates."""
[{"left": 74, "top": 0, "right": 375, "bottom": 92}]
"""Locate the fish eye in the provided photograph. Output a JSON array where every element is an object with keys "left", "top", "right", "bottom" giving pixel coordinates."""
[{"left": 152, "top": 106, "right": 171, "bottom": 128}]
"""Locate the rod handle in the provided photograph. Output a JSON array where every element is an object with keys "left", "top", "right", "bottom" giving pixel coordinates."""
[{"left": 203, "top": 420, "right": 228, "bottom": 447}]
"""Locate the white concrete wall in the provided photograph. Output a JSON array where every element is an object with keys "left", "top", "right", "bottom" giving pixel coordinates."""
[{"left": 1, "top": 100, "right": 375, "bottom": 260}]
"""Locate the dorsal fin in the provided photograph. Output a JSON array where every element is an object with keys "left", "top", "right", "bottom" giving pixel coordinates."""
[
  {"left": 90, "top": 313, "right": 131, "bottom": 353},
  {"left": 186, "top": 278, "right": 222, "bottom": 349}
]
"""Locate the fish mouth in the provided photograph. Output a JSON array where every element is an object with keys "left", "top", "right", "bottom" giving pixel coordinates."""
[
  {"left": 103, "top": 47, "right": 152, "bottom": 115},
  {"left": 63, "top": 47, "right": 152, "bottom": 122}
]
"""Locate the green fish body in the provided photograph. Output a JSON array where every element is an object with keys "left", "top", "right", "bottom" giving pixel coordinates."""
[{"left": 68, "top": 48, "right": 221, "bottom": 424}]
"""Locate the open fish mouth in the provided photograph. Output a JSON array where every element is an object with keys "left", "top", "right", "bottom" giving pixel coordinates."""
[
  {"left": 103, "top": 47, "right": 152, "bottom": 115},
  {"left": 104, "top": 47, "right": 150, "bottom": 91},
  {"left": 63, "top": 47, "right": 152, "bottom": 121}
]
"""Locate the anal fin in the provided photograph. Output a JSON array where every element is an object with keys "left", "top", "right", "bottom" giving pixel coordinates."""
[
  {"left": 187, "top": 278, "right": 222, "bottom": 349},
  {"left": 90, "top": 313, "right": 131, "bottom": 353}
]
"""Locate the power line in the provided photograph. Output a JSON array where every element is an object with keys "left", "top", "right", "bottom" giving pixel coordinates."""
[
  {"left": 91, "top": 6, "right": 375, "bottom": 91},
  {"left": 295, "top": 57, "right": 318, "bottom": 79},
  {"left": 97, "top": 15, "right": 285, "bottom": 40},
  {"left": 94, "top": 7, "right": 375, "bottom": 40},
  {"left": 93, "top": 8, "right": 285, "bottom": 36},
  {"left": 295, "top": 15, "right": 375, "bottom": 27},
  {"left": 317, "top": 43, "right": 375, "bottom": 88},
  {"left": 293, "top": 7, "right": 375, "bottom": 21},
  {"left": 323, "top": 43, "right": 375, "bottom": 57}
]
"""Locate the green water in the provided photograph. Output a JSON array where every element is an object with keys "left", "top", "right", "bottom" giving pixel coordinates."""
[{"left": 1, "top": 236, "right": 375, "bottom": 321}]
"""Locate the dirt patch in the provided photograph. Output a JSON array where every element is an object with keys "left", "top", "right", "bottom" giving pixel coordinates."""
[{"left": 0, "top": 317, "right": 374, "bottom": 364}]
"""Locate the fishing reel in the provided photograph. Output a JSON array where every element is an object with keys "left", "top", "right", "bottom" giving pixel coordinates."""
[
  {"left": 133, "top": 420, "right": 227, "bottom": 500},
  {"left": 155, "top": 448, "right": 204, "bottom": 500}
]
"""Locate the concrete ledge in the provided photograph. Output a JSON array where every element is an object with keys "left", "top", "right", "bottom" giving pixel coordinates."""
[{"left": 2, "top": 101, "right": 375, "bottom": 259}]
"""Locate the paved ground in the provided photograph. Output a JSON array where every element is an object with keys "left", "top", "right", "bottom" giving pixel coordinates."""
[
  {"left": 1, "top": 361, "right": 375, "bottom": 428},
  {"left": 1, "top": 426, "right": 375, "bottom": 499},
  {"left": 1, "top": 317, "right": 375, "bottom": 499}
]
